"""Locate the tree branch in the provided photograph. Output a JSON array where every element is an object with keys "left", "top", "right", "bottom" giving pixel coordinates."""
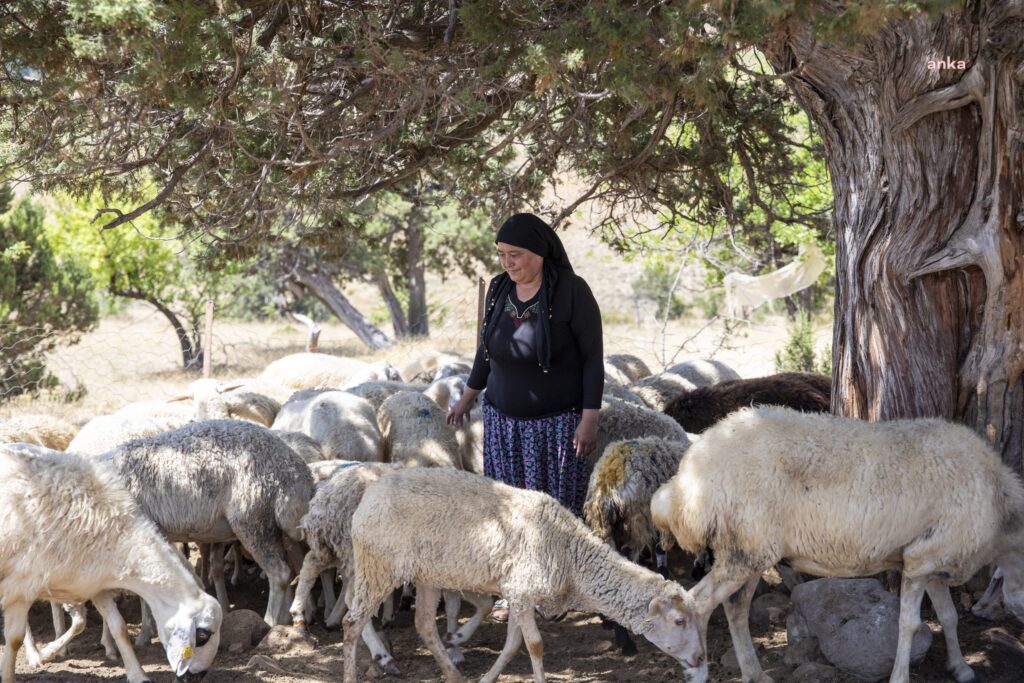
[{"left": 892, "top": 62, "right": 986, "bottom": 134}]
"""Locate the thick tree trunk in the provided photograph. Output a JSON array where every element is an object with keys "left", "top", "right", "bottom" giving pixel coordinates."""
[
  {"left": 406, "top": 218, "right": 430, "bottom": 336},
  {"left": 109, "top": 283, "right": 203, "bottom": 371},
  {"left": 765, "top": 2, "right": 1024, "bottom": 471},
  {"left": 373, "top": 266, "right": 412, "bottom": 338},
  {"left": 289, "top": 265, "right": 395, "bottom": 350}
]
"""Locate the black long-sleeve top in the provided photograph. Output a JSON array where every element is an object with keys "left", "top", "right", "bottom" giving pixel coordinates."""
[{"left": 467, "top": 271, "right": 604, "bottom": 418}]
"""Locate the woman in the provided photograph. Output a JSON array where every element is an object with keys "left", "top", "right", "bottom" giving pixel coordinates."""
[{"left": 446, "top": 212, "right": 603, "bottom": 518}]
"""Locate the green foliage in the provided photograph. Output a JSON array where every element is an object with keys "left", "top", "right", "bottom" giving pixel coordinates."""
[
  {"left": 632, "top": 258, "right": 688, "bottom": 320},
  {"left": 0, "top": 191, "right": 99, "bottom": 401},
  {"left": 775, "top": 312, "right": 832, "bottom": 376}
]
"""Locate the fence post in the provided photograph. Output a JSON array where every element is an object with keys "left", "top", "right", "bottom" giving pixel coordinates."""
[
  {"left": 476, "top": 277, "right": 486, "bottom": 342},
  {"left": 203, "top": 298, "right": 214, "bottom": 378}
]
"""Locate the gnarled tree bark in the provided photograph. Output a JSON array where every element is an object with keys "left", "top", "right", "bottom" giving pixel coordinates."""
[
  {"left": 288, "top": 265, "right": 395, "bottom": 350},
  {"left": 765, "top": 1, "right": 1024, "bottom": 471}
]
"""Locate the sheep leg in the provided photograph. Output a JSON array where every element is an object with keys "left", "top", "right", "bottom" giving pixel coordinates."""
[
  {"left": 722, "top": 576, "right": 770, "bottom": 683},
  {"left": 413, "top": 584, "right": 466, "bottom": 683},
  {"left": 891, "top": 575, "right": 927, "bottom": 683},
  {"left": 442, "top": 591, "right": 466, "bottom": 666},
  {"left": 925, "top": 580, "right": 975, "bottom": 683},
  {"left": 445, "top": 591, "right": 493, "bottom": 668},
  {"left": 289, "top": 550, "right": 331, "bottom": 632},
  {"left": 235, "top": 525, "right": 294, "bottom": 626},
  {"left": 100, "top": 618, "right": 118, "bottom": 659},
  {"left": 210, "top": 542, "right": 230, "bottom": 611},
  {"left": 23, "top": 622, "right": 42, "bottom": 668},
  {"left": 320, "top": 568, "right": 337, "bottom": 621},
  {"left": 325, "top": 584, "right": 350, "bottom": 629},
  {"left": 343, "top": 587, "right": 392, "bottom": 683},
  {"left": 93, "top": 592, "right": 153, "bottom": 683},
  {"left": 381, "top": 588, "right": 397, "bottom": 625},
  {"left": 35, "top": 604, "right": 87, "bottom": 664},
  {"left": 1, "top": 600, "right": 29, "bottom": 683},
  {"left": 479, "top": 607, "right": 524, "bottom": 683},
  {"left": 134, "top": 600, "right": 156, "bottom": 648},
  {"left": 50, "top": 601, "right": 66, "bottom": 639},
  {"left": 689, "top": 566, "right": 752, "bottom": 683},
  {"left": 516, "top": 603, "right": 547, "bottom": 683},
  {"left": 198, "top": 543, "right": 211, "bottom": 589},
  {"left": 228, "top": 542, "right": 244, "bottom": 586}
]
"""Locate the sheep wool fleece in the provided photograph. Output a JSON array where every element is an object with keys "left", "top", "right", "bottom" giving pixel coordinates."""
[{"left": 482, "top": 401, "right": 587, "bottom": 517}]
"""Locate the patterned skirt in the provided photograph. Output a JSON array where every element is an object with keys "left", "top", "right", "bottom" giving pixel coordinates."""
[{"left": 482, "top": 401, "right": 588, "bottom": 518}]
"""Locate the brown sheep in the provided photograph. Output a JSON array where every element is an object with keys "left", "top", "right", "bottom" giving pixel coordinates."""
[{"left": 663, "top": 372, "right": 831, "bottom": 434}]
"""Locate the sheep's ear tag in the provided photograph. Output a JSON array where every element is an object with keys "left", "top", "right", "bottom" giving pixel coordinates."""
[{"left": 168, "top": 623, "right": 196, "bottom": 677}]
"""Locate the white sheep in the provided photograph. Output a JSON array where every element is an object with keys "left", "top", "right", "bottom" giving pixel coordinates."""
[
  {"left": 259, "top": 352, "right": 400, "bottom": 395},
  {"left": 605, "top": 353, "right": 652, "bottom": 385},
  {"left": 276, "top": 429, "right": 326, "bottom": 463},
  {"left": 342, "top": 467, "right": 705, "bottom": 683},
  {"left": 170, "top": 378, "right": 281, "bottom": 426},
  {"left": 592, "top": 396, "right": 690, "bottom": 469},
  {"left": 68, "top": 413, "right": 185, "bottom": 455},
  {"left": 0, "top": 414, "right": 79, "bottom": 450},
  {"left": 345, "top": 379, "right": 428, "bottom": 411},
  {"left": 272, "top": 389, "right": 384, "bottom": 462},
  {"left": 651, "top": 406, "right": 1024, "bottom": 683},
  {"left": 398, "top": 351, "right": 468, "bottom": 383},
  {"left": 662, "top": 359, "right": 740, "bottom": 387},
  {"left": 0, "top": 444, "right": 222, "bottom": 683},
  {"left": 377, "top": 391, "right": 461, "bottom": 469}
]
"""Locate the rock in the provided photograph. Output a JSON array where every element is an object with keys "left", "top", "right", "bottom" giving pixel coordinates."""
[
  {"left": 256, "top": 624, "right": 318, "bottom": 657},
  {"left": 786, "top": 611, "right": 812, "bottom": 644},
  {"left": 792, "top": 662, "right": 840, "bottom": 682},
  {"left": 791, "top": 578, "right": 932, "bottom": 682},
  {"left": 220, "top": 609, "right": 271, "bottom": 653},
  {"left": 594, "top": 640, "right": 615, "bottom": 654},
  {"left": 720, "top": 647, "right": 740, "bottom": 673},
  {"left": 246, "top": 654, "right": 287, "bottom": 674},
  {"left": 750, "top": 591, "right": 793, "bottom": 629},
  {"left": 784, "top": 636, "right": 823, "bottom": 668}
]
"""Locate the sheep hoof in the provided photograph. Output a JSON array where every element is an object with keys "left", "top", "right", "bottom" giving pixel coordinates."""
[
  {"left": 446, "top": 646, "right": 465, "bottom": 666},
  {"left": 949, "top": 664, "right": 976, "bottom": 683},
  {"left": 374, "top": 655, "right": 400, "bottom": 676}
]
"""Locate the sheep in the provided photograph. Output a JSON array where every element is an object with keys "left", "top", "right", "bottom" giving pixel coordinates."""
[
  {"left": 605, "top": 353, "right": 652, "bottom": 386},
  {"left": 627, "top": 372, "right": 698, "bottom": 411},
  {"left": 68, "top": 413, "right": 185, "bottom": 455},
  {"left": 662, "top": 359, "right": 740, "bottom": 387},
  {"left": 112, "top": 399, "right": 195, "bottom": 423},
  {"left": 346, "top": 379, "right": 428, "bottom": 411},
  {"left": 110, "top": 420, "right": 315, "bottom": 627},
  {"left": 259, "top": 352, "right": 400, "bottom": 395},
  {"left": 592, "top": 397, "right": 690, "bottom": 470},
  {"left": 341, "top": 467, "right": 705, "bottom": 683},
  {"left": 291, "top": 461, "right": 493, "bottom": 675},
  {"left": 423, "top": 374, "right": 469, "bottom": 412},
  {"left": 170, "top": 378, "right": 281, "bottom": 426},
  {"left": 398, "top": 351, "right": 469, "bottom": 383},
  {"left": 0, "top": 414, "right": 79, "bottom": 450},
  {"left": 583, "top": 437, "right": 691, "bottom": 655},
  {"left": 276, "top": 430, "right": 326, "bottom": 464},
  {"left": 377, "top": 391, "right": 461, "bottom": 469},
  {"left": 272, "top": 389, "right": 384, "bottom": 462},
  {"left": 663, "top": 371, "right": 831, "bottom": 434},
  {"left": 651, "top": 406, "right": 1024, "bottom": 683},
  {"left": 0, "top": 444, "right": 222, "bottom": 683},
  {"left": 602, "top": 382, "right": 646, "bottom": 405}
]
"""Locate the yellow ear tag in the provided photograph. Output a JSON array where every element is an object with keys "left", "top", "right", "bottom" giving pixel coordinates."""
[{"left": 181, "top": 645, "right": 195, "bottom": 660}]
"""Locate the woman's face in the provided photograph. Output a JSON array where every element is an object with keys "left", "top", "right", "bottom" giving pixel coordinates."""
[{"left": 496, "top": 242, "right": 544, "bottom": 284}]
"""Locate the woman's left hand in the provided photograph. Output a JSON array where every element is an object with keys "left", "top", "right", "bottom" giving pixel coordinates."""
[{"left": 573, "top": 410, "right": 599, "bottom": 460}]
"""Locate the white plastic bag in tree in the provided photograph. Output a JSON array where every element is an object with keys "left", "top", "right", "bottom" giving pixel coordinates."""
[{"left": 723, "top": 243, "right": 827, "bottom": 317}]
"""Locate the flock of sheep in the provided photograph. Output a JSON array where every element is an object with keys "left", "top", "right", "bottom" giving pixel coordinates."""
[{"left": 1, "top": 350, "right": 1023, "bottom": 683}]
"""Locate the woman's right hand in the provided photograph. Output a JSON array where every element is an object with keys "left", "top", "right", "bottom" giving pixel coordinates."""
[{"left": 446, "top": 398, "right": 473, "bottom": 427}]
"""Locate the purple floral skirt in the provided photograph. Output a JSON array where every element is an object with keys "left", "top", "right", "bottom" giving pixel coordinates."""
[{"left": 482, "top": 401, "right": 588, "bottom": 518}]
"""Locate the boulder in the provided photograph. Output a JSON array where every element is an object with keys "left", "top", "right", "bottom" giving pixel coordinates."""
[
  {"left": 792, "top": 662, "right": 841, "bottom": 682},
  {"left": 749, "top": 591, "right": 793, "bottom": 629},
  {"left": 256, "top": 624, "right": 318, "bottom": 657},
  {"left": 219, "top": 609, "right": 271, "bottom": 653},
  {"left": 784, "top": 636, "right": 824, "bottom": 668},
  {"left": 790, "top": 578, "right": 932, "bottom": 682}
]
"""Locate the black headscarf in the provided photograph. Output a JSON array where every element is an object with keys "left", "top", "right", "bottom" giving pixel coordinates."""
[{"left": 480, "top": 213, "right": 573, "bottom": 373}]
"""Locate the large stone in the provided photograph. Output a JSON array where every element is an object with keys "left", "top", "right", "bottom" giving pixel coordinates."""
[
  {"left": 784, "top": 636, "right": 824, "bottom": 668},
  {"left": 220, "top": 609, "right": 271, "bottom": 653},
  {"left": 256, "top": 624, "right": 318, "bottom": 657},
  {"left": 790, "top": 578, "right": 933, "bottom": 682},
  {"left": 792, "top": 662, "right": 841, "bottom": 682}
]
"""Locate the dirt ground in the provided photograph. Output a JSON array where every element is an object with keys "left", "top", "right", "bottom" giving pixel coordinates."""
[{"left": 7, "top": 566, "right": 1024, "bottom": 683}]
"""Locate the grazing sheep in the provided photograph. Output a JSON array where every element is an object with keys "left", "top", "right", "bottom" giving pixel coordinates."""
[
  {"left": 342, "top": 468, "right": 705, "bottom": 683},
  {"left": 651, "top": 406, "right": 1024, "bottom": 683},
  {"left": 662, "top": 359, "right": 740, "bottom": 387},
  {"left": 110, "top": 420, "right": 315, "bottom": 627},
  {"left": 377, "top": 391, "right": 461, "bottom": 469},
  {"left": 272, "top": 390, "right": 384, "bottom": 462},
  {"left": 584, "top": 437, "right": 691, "bottom": 656},
  {"left": 346, "top": 380, "right": 428, "bottom": 411},
  {"left": 602, "top": 382, "right": 646, "bottom": 405},
  {"left": 663, "top": 371, "right": 831, "bottom": 434},
  {"left": 628, "top": 373, "right": 697, "bottom": 411},
  {"left": 112, "top": 399, "right": 195, "bottom": 423},
  {"left": 605, "top": 353, "right": 652, "bottom": 385},
  {"left": 593, "top": 397, "right": 690, "bottom": 470},
  {"left": 171, "top": 378, "right": 281, "bottom": 427},
  {"left": 68, "top": 413, "right": 184, "bottom": 455},
  {"left": 423, "top": 374, "right": 469, "bottom": 412},
  {"left": 398, "top": 351, "right": 468, "bottom": 383},
  {"left": 259, "top": 352, "right": 399, "bottom": 395},
  {"left": 0, "top": 445, "right": 222, "bottom": 683},
  {"left": 0, "top": 414, "right": 78, "bottom": 450}
]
